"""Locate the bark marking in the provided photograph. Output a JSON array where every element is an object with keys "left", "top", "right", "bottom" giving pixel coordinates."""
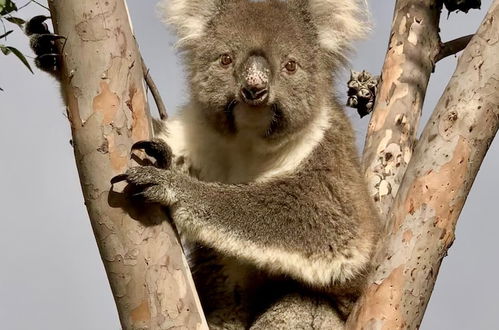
[
  {"left": 130, "top": 88, "right": 149, "bottom": 141},
  {"left": 353, "top": 266, "right": 405, "bottom": 330},
  {"left": 93, "top": 81, "right": 119, "bottom": 125},
  {"left": 403, "top": 138, "right": 469, "bottom": 244},
  {"left": 130, "top": 300, "right": 151, "bottom": 324}
]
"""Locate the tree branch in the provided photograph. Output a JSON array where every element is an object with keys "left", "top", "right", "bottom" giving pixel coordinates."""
[
  {"left": 348, "top": 0, "right": 499, "bottom": 327},
  {"left": 47, "top": 0, "right": 206, "bottom": 328},
  {"left": 361, "top": 0, "right": 443, "bottom": 220},
  {"left": 142, "top": 57, "right": 168, "bottom": 120},
  {"left": 435, "top": 34, "right": 474, "bottom": 62}
]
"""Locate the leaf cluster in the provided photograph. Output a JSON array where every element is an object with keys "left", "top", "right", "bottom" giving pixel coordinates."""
[
  {"left": 443, "top": 0, "right": 481, "bottom": 13},
  {"left": 0, "top": 0, "right": 36, "bottom": 90}
]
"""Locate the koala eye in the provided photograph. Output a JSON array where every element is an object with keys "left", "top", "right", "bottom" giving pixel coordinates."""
[
  {"left": 284, "top": 60, "right": 297, "bottom": 73},
  {"left": 220, "top": 54, "right": 233, "bottom": 67}
]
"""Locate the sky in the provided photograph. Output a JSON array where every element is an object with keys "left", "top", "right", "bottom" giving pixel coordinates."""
[{"left": 0, "top": 1, "right": 497, "bottom": 329}]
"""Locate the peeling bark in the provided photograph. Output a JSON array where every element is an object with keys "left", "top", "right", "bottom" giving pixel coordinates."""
[
  {"left": 47, "top": 0, "right": 207, "bottom": 329},
  {"left": 348, "top": 1, "right": 499, "bottom": 328},
  {"left": 362, "top": 0, "right": 442, "bottom": 219}
]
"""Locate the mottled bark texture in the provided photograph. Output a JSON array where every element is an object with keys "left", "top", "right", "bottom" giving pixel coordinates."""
[
  {"left": 47, "top": 0, "right": 207, "bottom": 328},
  {"left": 348, "top": 0, "right": 499, "bottom": 328},
  {"left": 362, "top": 0, "right": 442, "bottom": 219}
]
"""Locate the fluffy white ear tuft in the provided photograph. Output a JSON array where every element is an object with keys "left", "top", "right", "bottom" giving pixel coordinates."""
[
  {"left": 308, "top": 0, "right": 371, "bottom": 60},
  {"left": 157, "top": 0, "right": 221, "bottom": 47}
]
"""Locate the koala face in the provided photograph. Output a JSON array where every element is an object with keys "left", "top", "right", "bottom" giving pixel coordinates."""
[
  {"left": 161, "top": 0, "right": 370, "bottom": 139},
  {"left": 187, "top": 1, "right": 327, "bottom": 139}
]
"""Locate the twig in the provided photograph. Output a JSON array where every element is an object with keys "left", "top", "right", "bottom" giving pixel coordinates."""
[
  {"left": 17, "top": 0, "right": 50, "bottom": 11},
  {"left": 435, "top": 34, "right": 474, "bottom": 62},
  {"left": 17, "top": 1, "right": 33, "bottom": 11},
  {"left": 31, "top": 0, "right": 50, "bottom": 11},
  {"left": 141, "top": 57, "right": 168, "bottom": 120},
  {"left": 0, "top": 19, "right": 6, "bottom": 37}
]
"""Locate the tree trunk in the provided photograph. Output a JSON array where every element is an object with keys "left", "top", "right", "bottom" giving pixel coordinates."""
[
  {"left": 47, "top": 0, "right": 207, "bottom": 328},
  {"left": 362, "top": 0, "right": 442, "bottom": 219},
  {"left": 348, "top": 0, "right": 499, "bottom": 328}
]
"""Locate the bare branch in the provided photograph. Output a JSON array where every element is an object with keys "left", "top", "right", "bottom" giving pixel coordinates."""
[
  {"left": 435, "top": 34, "right": 474, "bottom": 62},
  {"left": 142, "top": 57, "right": 168, "bottom": 120},
  {"left": 361, "top": 0, "right": 443, "bottom": 220},
  {"left": 348, "top": 1, "right": 499, "bottom": 327}
]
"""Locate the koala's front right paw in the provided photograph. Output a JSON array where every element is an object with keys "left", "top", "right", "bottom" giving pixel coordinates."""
[
  {"left": 111, "top": 166, "right": 178, "bottom": 206},
  {"left": 25, "top": 15, "right": 64, "bottom": 76}
]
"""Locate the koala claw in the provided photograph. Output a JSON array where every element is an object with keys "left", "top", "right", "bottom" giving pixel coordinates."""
[
  {"left": 111, "top": 166, "right": 176, "bottom": 205},
  {"left": 24, "top": 15, "right": 50, "bottom": 36},
  {"left": 110, "top": 173, "right": 129, "bottom": 185},
  {"left": 25, "top": 15, "right": 64, "bottom": 75},
  {"left": 29, "top": 34, "right": 65, "bottom": 54},
  {"left": 132, "top": 139, "right": 173, "bottom": 169},
  {"left": 111, "top": 166, "right": 161, "bottom": 186},
  {"left": 34, "top": 53, "right": 61, "bottom": 73}
]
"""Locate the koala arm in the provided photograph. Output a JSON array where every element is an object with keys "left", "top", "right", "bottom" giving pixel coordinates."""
[{"left": 115, "top": 160, "right": 376, "bottom": 291}]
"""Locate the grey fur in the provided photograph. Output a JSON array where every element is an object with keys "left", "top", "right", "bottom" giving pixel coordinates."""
[
  {"left": 121, "top": 0, "right": 380, "bottom": 328},
  {"left": 126, "top": 110, "right": 378, "bottom": 291},
  {"left": 250, "top": 293, "right": 344, "bottom": 330}
]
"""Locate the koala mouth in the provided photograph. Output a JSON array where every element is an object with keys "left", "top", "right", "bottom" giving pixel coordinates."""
[
  {"left": 240, "top": 87, "right": 269, "bottom": 106},
  {"left": 223, "top": 98, "right": 286, "bottom": 138},
  {"left": 225, "top": 99, "right": 238, "bottom": 114}
]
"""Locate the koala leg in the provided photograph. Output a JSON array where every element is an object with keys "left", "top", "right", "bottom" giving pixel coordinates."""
[
  {"left": 189, "top": 246, "right": 262, "bottom": 330},
  {"left": 250, "top": 293, "right": 344, "bottom": 330}
]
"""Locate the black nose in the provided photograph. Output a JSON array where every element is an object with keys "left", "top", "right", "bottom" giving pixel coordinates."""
[
  {"left": 241, "top": 86, "right": 268, "bottom": 103},
  {"left": 240, "top": 55, "right": 270, "bottom": 105}
]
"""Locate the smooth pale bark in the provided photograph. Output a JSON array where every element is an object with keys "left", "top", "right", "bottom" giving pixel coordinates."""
[
  {"left": 362, "top": 0, "right": 442, "bottom": 219},
  {"left": 47, "top": 0, "right": 207, "bottom": 328},
  {"left": 348, "top": 0, "right": 499, "bottom": 328}
]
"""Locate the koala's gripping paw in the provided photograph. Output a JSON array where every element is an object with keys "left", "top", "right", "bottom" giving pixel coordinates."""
[
  {"left": 132, "top": 139, "right": 173, "bottom": 170},
  {"left": 111, "top": 166, "right": 177, "bottom": 206},
  {"left": 25, "top": 15, "right": 64, "bottom": 75}
]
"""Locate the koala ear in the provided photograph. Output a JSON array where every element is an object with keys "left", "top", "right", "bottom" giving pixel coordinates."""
[
  {"left": 300, "top": 0, "right": 371, "bottom": 60},
  {"left": 157, "top": 0, "right": 226, "bottom": 47}
]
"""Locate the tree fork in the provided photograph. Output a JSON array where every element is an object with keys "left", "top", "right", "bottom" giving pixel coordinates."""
[
  {"left": 348, "top": 0, "right": 499, "bottom": 327},
  {"left": 46, "top": 0, "right": 207, "bottom": 328}
]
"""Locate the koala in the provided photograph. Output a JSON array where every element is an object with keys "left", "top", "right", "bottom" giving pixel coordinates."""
[{"left": 28, "top": 0, "right": 380, "bottom": 329}]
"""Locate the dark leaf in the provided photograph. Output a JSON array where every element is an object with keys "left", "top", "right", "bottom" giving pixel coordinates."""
[
  {"left": 0, "top": 29, "right": 13, "bottom": 39},
  {"left": 0, "top": 45, "right": 34, "bottom": 73},
  {"left": 5, "top": 16, "right": 26, "bottom": 28}
]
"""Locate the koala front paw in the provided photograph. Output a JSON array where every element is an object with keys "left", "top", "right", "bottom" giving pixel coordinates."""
[
  {"left": 111, "top": 166, "right": 177, "bottom": 206},
  {"left": 132, "top": 138, "right": 173, "bottom": 170},
  {"left": 25, "top": 15, "right": 64, "bottom": 75}
]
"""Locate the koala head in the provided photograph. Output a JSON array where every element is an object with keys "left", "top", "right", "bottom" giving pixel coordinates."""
[{"left": 158, "top": 0, "right": 369, "bottom": 140}]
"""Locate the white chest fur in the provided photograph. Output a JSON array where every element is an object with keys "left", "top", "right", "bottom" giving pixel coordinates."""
[{"left": 155, "top": 103, "right": 331, "bottom": 184}]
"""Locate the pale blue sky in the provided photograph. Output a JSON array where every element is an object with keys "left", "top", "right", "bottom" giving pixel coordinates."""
[{"left": 0, "top": 1, "right": 497, "bottom": 329}]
